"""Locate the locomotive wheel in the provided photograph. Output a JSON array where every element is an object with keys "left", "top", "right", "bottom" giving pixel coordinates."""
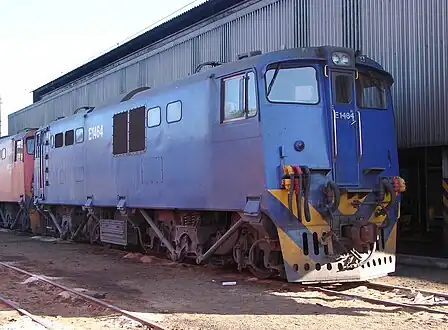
[
  {"left": 89, "top": 218, "right": 101, "bottom": 245},
  {"left": 248, "top": 265, "right": 273, "bottom": 279},
  {"left": 248, "top": 239, "right": 275, "bottom": 279},
  {"left": 4, "top": 212, "right": 14, "bottom": 229}
]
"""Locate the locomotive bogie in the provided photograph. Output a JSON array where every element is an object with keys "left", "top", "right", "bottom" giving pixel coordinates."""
[{"left": 0, "top": 46, "right": 406, "bottom": 284}]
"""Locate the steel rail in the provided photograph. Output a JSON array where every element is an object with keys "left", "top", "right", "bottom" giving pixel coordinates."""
[
  {"left": 367, "top": 281, "right": 448, "bottom": 300},
  {"left": 0, "top": 293, "right": 58, "bottom": 330},
  {"left": 304, "top": 284, "right": 448, "bottom": 316},
  {"left": 0, "top": 261, "right": 167, "bottom": 330}
]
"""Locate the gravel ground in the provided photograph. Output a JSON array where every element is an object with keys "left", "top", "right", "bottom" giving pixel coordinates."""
[
  {"left": 0, "top": 266, "right": 151, "bottom": 330},
  {"left": 371, "top": 265, "right": 448, "bottom": 292},
  {"left": 0, "top": 231, "right": 447, "bottom": 330}
]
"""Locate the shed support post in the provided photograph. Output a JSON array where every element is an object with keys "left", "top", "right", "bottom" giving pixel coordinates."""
[{"left": 442, "top": 149, "right": 448, "bottom": 253}]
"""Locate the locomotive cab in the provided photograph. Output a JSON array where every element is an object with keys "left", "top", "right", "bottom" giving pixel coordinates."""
[
  {"left": 0, "top": 129, "right": 37, "bottom": 232},
  {"left": 260, "top": 46, "right": 406, "bottom": 283}
]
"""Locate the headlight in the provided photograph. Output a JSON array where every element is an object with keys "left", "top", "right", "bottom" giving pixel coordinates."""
[
  {"left": 331, "top": 52, "right": 350, "bottom": 66},
  {"left": 332, "top": 54, "right": 341, "bottom": 64}
]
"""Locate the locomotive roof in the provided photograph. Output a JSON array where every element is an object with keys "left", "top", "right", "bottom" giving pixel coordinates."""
[
  {"left": 0, "top": 129, "right": 37, "bottom": 141},
  {"left": 40, "top": 45, "right": 392, "bottom": 132},
  {"left": 13, "top": 129, "right": 36, "bottom": 140}
]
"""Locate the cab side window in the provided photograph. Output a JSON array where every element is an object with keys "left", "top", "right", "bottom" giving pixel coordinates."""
[
  {"left": 55, "top": 133, "right": 63, "bottom": 148},
  {"left": 26, "top": 137, "right": 35, "bottom": 155},
  {"left": 15, "top": 140, "right": 24, "bottom": 162},
  {"left": 75, "top": 128, "right": 84, "bottom": 143},
  {"left": 65, "top": 130, "right": 74, "bottom": 146},
  {"left": 221, "top": 71, "right": 257, "bottom": 122}
]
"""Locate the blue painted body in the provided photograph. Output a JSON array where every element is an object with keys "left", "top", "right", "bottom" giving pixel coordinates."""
[{"left": 34, "top": 47, "right": 399, "bottom": 217}]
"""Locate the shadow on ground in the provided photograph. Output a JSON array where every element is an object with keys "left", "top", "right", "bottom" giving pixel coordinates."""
[{"left": 0, "top": 231, "right": 411, "bottom": 321}]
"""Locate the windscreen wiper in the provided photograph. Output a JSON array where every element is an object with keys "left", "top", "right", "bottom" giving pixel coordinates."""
[{"left": 266, "top": 63, "right": 281, "bottom": 96}]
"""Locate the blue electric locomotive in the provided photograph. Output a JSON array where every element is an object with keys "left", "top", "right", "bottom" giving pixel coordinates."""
[{"left": 32, "top": 45, "right": 406, "bottom": 283}]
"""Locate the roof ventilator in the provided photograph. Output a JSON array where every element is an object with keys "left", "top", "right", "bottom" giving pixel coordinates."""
[
  {"left": 237, "top": 50, "right": 262, "bottom": 60},
  {"left": 74, "top": 106, "right": 95, "bottom": 114},
  {"left": 194, "top": 61, "right": 222, "bottom": 74},
  {"left": 121, "top": 87, "right": 151, "bottom": 102}
]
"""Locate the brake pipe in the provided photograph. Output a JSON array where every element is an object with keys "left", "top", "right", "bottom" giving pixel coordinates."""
[
  {"left": 292, "top": 166, "right": 303, "bottom": 222},
  {"left": 301, "top": 166, "right": 312, "bottom": 223}
]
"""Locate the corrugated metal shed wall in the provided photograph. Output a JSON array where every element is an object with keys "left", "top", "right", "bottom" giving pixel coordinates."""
[{"left": 8, "top": 0, "right": 448, "bottom": 148}]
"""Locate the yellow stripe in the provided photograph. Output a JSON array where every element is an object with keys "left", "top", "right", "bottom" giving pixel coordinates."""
[
  {"left": 444, "top": 196, "right": 448, "bottom": 209},
  {"left": 277, "top": 227, "right": 312, "bottom": 269},
  {"left": 269, "top": 189, "right": 329, "bottom": 229},
  {"left": 368, "top": 192, "right": 393, "bottom": 225},
  {"left": 443, "top": 180, "right": 448, "bottom": 192},
  {"left": 384, "top": 222, "right": 397, "bottom": 253},
  {"left": 338, "top": 192, "right": 368, "bottom": 215}
]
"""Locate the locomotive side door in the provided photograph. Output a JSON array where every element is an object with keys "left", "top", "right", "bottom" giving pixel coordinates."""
[
  {"left": 34, "top": 132, "right": 42, "bottom": 200},
  {"left": 34, "top": 128, "right": 50, "bottom": 200},
  {"left": 42, "top": 130, "right": 51, "bottom": 200},
  {"left": 328, "top": 69, "right": 360, "bottom": 187}
]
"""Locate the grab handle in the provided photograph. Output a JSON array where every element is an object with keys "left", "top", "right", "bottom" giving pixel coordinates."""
[
  {"left": 332, "top": 109, "right": 338, "bottom": 158},
  {"left": 357, "top": 111, "right": 363, "bottom": 158}
]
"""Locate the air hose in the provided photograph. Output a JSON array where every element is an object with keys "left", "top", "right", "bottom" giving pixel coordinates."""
[
  {"left": 376, "top": 179, "right": 397, "bottom": 227},
  {"left": 379, "top": 179, "right": 396, "bottom": 209},
  {"left": 288, "top": 173, "right": 294, "bottom": 217},
  {"left": 302, "top": 167, "right": 311, "bottom": 222},
  {"left": 295, "top": 172, "right": 303, "bottom": 222},
  {"left": 325, "top": 180, "right": 341, "bottom": 213}
]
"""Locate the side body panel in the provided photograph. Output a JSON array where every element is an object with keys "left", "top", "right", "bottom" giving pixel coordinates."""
[
  {"left": 0, "top": 137, "right": 15, "bottom": 202},
  {"left": 40, "top": 114, "right": 88, "bottom": 205},
  {"left": 39, "top": 67, "right": 266, "bottom": 211}
]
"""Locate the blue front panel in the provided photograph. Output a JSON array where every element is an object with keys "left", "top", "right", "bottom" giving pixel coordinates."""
[
  {"left": 329, "top": 70, "right": 360, "bottom": 187},
  {"left": 259, "top": 63, "right": 331, "bottom": 190},
  {"left": 359, "top": 104, "right": 399, "bottom": 180},
  {"left": 356, "top": 69, "right": 400, "bottom": 183}
]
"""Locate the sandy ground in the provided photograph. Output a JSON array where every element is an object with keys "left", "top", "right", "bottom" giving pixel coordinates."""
[
  {"left": 0, "top": 231, "right": 447, "bottom": 330},
  {"left": 0, "top": 301, "right": 49, "bottom": 330}
]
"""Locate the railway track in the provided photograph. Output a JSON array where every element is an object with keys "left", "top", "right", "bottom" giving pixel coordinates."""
[
  {"left": 3, "top": 258, "right": 447, "bottom": 328},
  {"left": 0, "top": 293, "right": 58, "bottom": 329},
  {"left": 0, "top": 261, "right": 167, "bottom": 330}
]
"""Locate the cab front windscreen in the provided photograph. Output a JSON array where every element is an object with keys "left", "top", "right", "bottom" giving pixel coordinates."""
[
  {"left": 265, "top": 63, "right": 320, "bottom": 104},
  {"left": 355, "top": 69, "right": 391, "bottom": 110}
]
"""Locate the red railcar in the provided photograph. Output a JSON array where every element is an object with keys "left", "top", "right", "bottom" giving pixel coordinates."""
[{"left": 0, "top": 129, "right": 37, "bottom": 231}]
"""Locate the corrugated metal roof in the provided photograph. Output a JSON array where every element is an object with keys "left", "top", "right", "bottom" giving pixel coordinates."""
[
  {"left": 32, "top": 0, "right": 247, "bottom": 102},
  {"left": 9, "top": 0, "right": 448, "bottom": 148}
]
